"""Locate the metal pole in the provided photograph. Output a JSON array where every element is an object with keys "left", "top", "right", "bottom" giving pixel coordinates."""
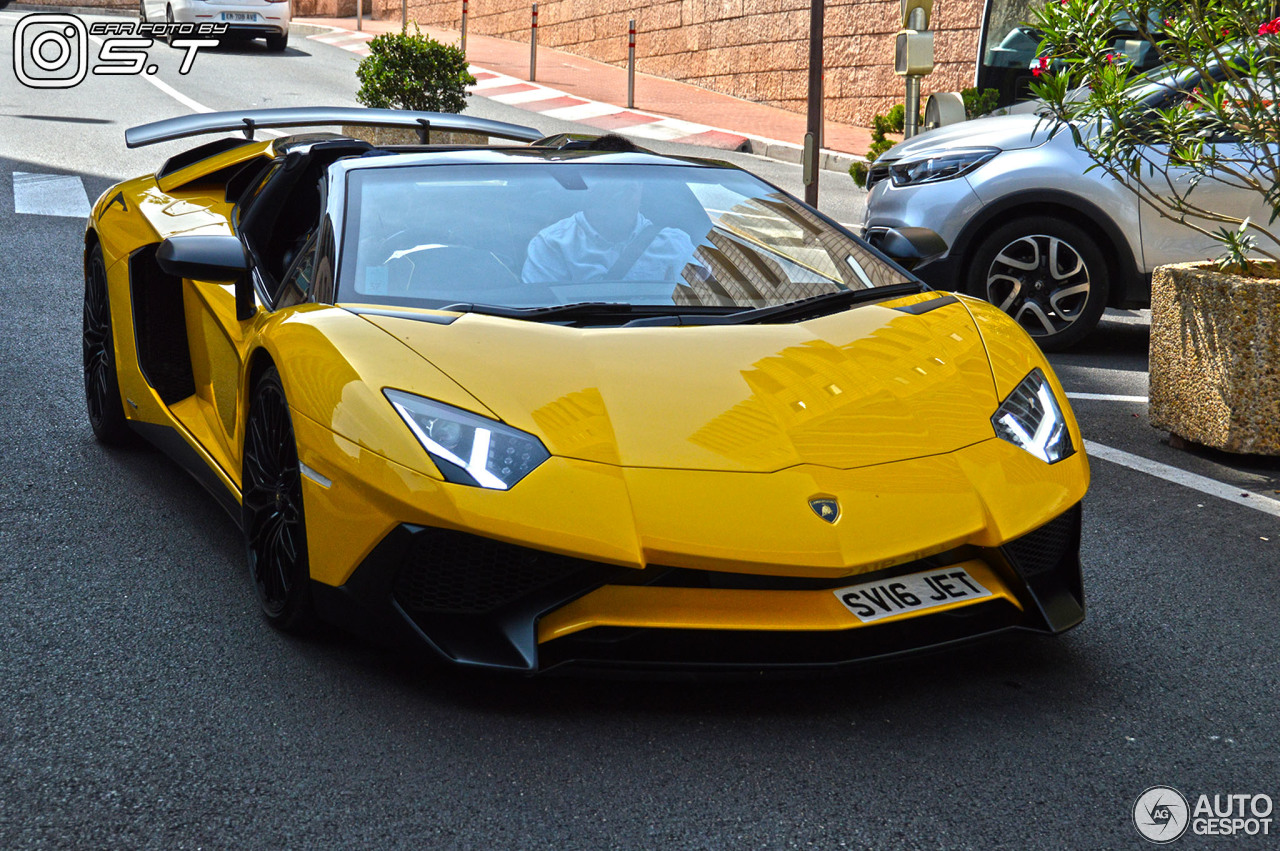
[
  {"left": 356, "top": 0, "right": 362, "bottom": 32},
  {"left": 804, "top": 0, "right": 824, "bottom": 207},
  {"left": 530, "top": 3, "right": 538, "bottom": 81},
  {"left": 627, "top": 19, "right": 636, "bottom": 109},
  {"left": 401, "top": 0, "right": 407, "bottom": 32},
  {"left": 903, "top": 6, "right": 926, "bottom": 138},
  {"left": 461, "top": 0, "right": 468, "bottom": 52},
  {"left": 904, "top": 76, "right": 920, "bottom": 139}
]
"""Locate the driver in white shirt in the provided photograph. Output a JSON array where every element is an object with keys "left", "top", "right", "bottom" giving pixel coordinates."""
[{"left": 522, "top": 178, "right": 696, "bottom": 284}]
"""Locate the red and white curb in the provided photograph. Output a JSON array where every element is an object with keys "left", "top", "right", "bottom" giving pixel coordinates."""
[
  {"left": 467, "top": 69, "right": 749, "bottom": 150},
  {"left": 305, "top": 29, "right": 748, "bottom": 151}
]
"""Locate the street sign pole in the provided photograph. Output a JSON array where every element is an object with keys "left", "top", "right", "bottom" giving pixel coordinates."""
[{"left": 804, "top": 0, "right": 824, "bottom": 207}]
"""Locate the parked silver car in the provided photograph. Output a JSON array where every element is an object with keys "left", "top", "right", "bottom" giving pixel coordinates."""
[{"left": 862, "top": 96, "right": 1277, "bottom": 349}]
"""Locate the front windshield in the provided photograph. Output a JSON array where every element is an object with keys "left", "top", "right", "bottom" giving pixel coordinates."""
[{"left": 337, "top": 162, "right": 909, "bottom": 311}]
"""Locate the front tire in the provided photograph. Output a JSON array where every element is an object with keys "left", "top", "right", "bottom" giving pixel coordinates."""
[
  {"left": 967, "top": 216, "right": 1109, "bottom": 351},
  {"left": 242, "top": 366, "right": 314, "bottom": 632},
  {"left": 83, "top": 243, "right": 133, "bottom": 445}
]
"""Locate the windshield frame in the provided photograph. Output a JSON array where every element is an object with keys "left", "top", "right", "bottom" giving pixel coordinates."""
[{"left": 330, "top": 156, "right": 918, "bottom": 319}]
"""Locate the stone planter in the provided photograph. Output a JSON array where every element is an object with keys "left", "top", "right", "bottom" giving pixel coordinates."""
[
  {"left": 341, "top": 125, "right": 488, "bottom": 147},
  {"left": 1149, "top": 262, "right": 1280, "bottom": 455}
]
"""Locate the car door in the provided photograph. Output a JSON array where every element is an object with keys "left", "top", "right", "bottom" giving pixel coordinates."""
[
  {"left": 1137, "top": 74, "right": 1279, "bottom": 270},
  {"left": 1138, "top": 141, "right": 1278, "bottom": 270},
  {"left": 171, "top": 273, "right": 259, "bottom": 480},
  {"left": 168, "top": 156, "right": 325, "bottom": 482}
]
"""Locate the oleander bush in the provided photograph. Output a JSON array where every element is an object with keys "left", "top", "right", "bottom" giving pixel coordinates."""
[{"left": 1030, "top": 0, "right": 1280, "bottom": 275}]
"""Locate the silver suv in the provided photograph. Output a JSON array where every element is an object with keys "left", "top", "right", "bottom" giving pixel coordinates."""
[{"left": 862, "top": 108, "right": 1276, "bottom": 349}]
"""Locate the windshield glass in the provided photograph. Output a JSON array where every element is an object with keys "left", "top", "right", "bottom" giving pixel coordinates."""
[{"left": 337, "top": 162, "right": 910, "bottom": 311}]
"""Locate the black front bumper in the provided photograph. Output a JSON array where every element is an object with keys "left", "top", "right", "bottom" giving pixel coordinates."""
[{"left": 312, "top": 504, "right": 1085, "bottom": 676}]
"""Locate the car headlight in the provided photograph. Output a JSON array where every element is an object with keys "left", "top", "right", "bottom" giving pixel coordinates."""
[
  {"left": 889, "top": 148, "right": 1000, "bottom": 186},
  {"left": 385, "top": 390, "right": 550, "bottom": 489},
  {"left": 991, "top": 369, "right": 1074, "bottom": 463}
]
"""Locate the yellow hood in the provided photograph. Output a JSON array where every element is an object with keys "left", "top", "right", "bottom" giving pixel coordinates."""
[{"left": 364, "top": 299, "right": 998, "bottom": 473}]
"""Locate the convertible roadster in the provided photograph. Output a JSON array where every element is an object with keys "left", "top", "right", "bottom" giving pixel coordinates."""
[{"left": 84, "top": 108, "right": 1088, "bottom": 674}]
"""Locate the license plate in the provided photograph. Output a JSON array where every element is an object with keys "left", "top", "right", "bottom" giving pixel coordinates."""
[
  {"left": 222, "top": 12, "right": 259, "bottom": 21},
  {"left": 833, "top": 566, "right": 992, "bottom": 623}
]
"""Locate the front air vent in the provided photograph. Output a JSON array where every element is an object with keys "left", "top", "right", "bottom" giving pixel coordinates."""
[
  {"left": 1001, "top": 505, "right": 1081, "bottom": 578},
  {"left": 394, "top": 528, "right": 595, "bottom": 615}
]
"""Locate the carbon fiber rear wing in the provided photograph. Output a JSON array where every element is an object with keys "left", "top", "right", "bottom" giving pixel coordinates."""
[{"left": 125, "top": 107, "right": 543, "bottom": 148}]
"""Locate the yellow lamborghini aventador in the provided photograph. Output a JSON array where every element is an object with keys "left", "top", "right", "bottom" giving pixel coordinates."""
[{"left": 83, "top": 108, "right": 1089, "bottom": 674}]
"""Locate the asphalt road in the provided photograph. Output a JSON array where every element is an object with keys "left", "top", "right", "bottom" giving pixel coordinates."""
[{"left": 2, "top": 11, "right": 1279, "bottom": 850}]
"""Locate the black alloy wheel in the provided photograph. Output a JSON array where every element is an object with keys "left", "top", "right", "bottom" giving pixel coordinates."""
[
  {"left": 968, "top": 216, "right": 1110, "bottom": 351},
  {"left": 83, "top": 243, "right": 133, "bottom": 445},
  {"left": 242, "top": 366, "right": 314, "bottom": 631}
]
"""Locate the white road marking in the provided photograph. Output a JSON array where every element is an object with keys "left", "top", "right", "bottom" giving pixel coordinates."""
[
  {"left": 13, "top": 172, "right": 90, "bottom": 217},
  {"left": 1066, "top": 392, "right": 1149, "bottom": 403},
  {"left": 144, "top": 72, "right": 214, "bottom": 115},
  {"left": 1086, "top": 441, "right": 1280, "bottom": 518},
  {"left": 87, "top": 32, "right": 284, "bottom": 135}
]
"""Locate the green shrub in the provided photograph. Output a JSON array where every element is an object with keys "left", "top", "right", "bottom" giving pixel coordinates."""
[
  {"left": 960, "top": 86, "right": 1000, "bottom": 119},
  {"left": 850, "top": 104, "right": 910, "bottom": 188},
  {"left": 356, "top": 26, "right": 476, "bottom": 114}
]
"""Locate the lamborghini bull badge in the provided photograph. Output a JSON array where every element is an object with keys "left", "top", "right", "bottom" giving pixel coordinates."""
[{"left": 810, "top": 498, "right": 840, "bottom": 524}]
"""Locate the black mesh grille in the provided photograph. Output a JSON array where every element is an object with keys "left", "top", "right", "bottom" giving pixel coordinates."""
[
  {"left": 865, "top": 164, "right": 892, "bottom": 190},
  {"left": 394, "top": 529, "right": 595, "bottom": 615},
  {"left": 1002, "top": 506, "right": 1079, "bottom": 577}
]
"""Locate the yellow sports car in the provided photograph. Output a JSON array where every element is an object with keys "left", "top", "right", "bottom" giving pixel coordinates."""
[{"left": 84, "top": 108, "right": 1088, "bottom": 674}]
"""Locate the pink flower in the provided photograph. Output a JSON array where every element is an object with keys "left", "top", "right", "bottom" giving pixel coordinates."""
[
  {"left": 1032, "top": 55, "right": 1050, "bottom": 77},
  {"left": 1260, "top": 17, "right": 1280, "bottom": 35},
  {"left": 1105, "top": 53, "right": 1114, "bottom": 62}
]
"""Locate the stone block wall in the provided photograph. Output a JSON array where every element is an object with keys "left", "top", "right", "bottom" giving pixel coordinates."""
[
  {"left": 295, "top": 0, "right": 359, "bottom": 16},
  {"left": 45, "top": 0, "right": 134, "bottom": 8},
  {"left": 372, "top": 0, "right": 984, "bottom": 126}
]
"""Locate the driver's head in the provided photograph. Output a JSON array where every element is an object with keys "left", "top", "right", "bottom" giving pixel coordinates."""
[{"left": 583, "top": 179, "right": 642, "bottom": 242}]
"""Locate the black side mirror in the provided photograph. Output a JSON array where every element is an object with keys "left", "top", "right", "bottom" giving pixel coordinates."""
[
  {"left": 156, "top": 234, "right": 256, "bottom": 320},
  {"left": 876, "top": 227, "right": 948, "bottom": 272}
]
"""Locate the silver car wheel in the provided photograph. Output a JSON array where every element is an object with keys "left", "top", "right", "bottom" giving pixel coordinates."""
[{"left": 984, "top": 234, "right": 1091, "bottom": 337}]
